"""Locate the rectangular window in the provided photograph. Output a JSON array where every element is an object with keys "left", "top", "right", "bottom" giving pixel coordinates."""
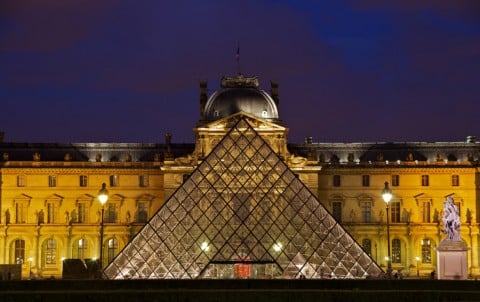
[
  {"left": 106, "top": 203, "right": 117, "bottom": 223},
  {"left": 47, "top": 202, "right": 57, "bottom": 224},
  {"left": 392, "top": 239, "right": 401, "bottom": 263},
  {"left": 136, "top": 202, "right": 148, "bottom": 223},
  {"left": 80, "top": 175, "right": 88, "bottom": 187},
  {"left": 77, "top": 203, "right": 87, "bottom": 223},
  {"left": 139, "top": 175, "right": 149, "bottom": 187},
  {"left": 360, "top": 201, "right": 372, "bottom": 223},
  {"left": 422, "top": 202, "right": 431, "bottom": 223},
  {"left": 452, "top": 175, "right": 459, "bottom": 186},
  {"left": 333, "top": 175, "right": 341, "bottom": 187},
  {"left": 391, "top": 175, "right": 399, "bottom": 187},
  {"left": 421, "top": 175, "right": 429, "bottom": 186},
  {"left": 48, "top": 175, "right": 57, "bottom": 187},
  {"left": 362, "top": 175, "right": 370, "bottom": 187},
  {"left": 15, "top": 203, "right": 27, "bottom": 224},
  {"left": 390, "top": 202, "right": 401, "bottom": 223},
  {"left": 332, "top": 202, "right": 342, "bottom": 223},
  {"left": 110, "top": 175, "right": 119, "bottom": 187},
  {"left": 17, "top": 175, "right": 26, "bottom": 187}
]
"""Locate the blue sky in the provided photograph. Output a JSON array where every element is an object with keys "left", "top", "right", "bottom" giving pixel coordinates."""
[{"left": 1, "top": 0, "right": 479, "bottom": 143}]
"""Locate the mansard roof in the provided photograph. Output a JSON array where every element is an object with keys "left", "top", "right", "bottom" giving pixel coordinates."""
[
  {"left": 289, "top": 141, "right": 480, "bottom": 166},
  {"left": 0, "top": 142, "right": 194, "bottom": 162}
]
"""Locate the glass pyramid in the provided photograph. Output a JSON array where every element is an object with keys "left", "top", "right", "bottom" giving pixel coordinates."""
[{"left": 103, "top": 117, "right": 382, "bottom": 279}]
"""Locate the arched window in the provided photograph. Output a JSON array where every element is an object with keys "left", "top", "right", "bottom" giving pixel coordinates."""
[
  {"left": 44, "top": 238, "right": 57, "bottom": 265},
  {"left": 107, "top": 238, "right": 118, "bottom": 264},
  {"left": 73, "top": 238, "right": 88, "bottom": 260},
  {"left": 392, "top": 239, "right": 401, "bottom": 263},
  {"left": 421, "top": 238, "right": 432, "bottom": 263}
]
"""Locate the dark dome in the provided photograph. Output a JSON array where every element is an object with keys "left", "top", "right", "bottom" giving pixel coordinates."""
[{"left": 203, "top": 75, "right": 279, "bottom": 121}]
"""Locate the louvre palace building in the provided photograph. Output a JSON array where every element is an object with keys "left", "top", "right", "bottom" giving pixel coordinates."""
[{"left": 0, "top": 74, "right": 479, "bottom": 279}]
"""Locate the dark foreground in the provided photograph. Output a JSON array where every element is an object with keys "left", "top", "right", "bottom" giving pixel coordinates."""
[{"left": 0, "top": 279, "right": 479, "bottom": 302}]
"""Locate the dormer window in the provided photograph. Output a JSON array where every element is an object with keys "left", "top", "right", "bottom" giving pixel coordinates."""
[
  {"left": 214, "top": 110, "right": 219, "bottom": 117},
  {"left": 262, "top": 110, "right": 268, "bottom": 118}
]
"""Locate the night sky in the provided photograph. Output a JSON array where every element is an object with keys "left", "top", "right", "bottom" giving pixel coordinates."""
[{"left": 1, "top": 1, "right": 479, "bottom": 144}]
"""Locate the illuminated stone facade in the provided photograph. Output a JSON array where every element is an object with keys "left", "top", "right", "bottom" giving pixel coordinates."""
[{"left": 0, "top": 74, "right": 479, "bottom": 278}]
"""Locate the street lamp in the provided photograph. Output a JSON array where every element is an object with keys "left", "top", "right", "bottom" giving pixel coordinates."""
[
  {"left": 382, "top": 181, "right": 392, "bottom": 277},
  {"left": 28, "top": 257, "right": 33, "bottom": 279},
  {"left": 415, "top": 256, "right": 420, "bottom": 277},
  {"left": 97, "top": 183, "right": 109, "bottom": 276}
]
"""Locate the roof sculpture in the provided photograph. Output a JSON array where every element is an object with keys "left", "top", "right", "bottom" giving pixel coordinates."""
[{"left": 103, "top": 116, "right": 382, "bottom": 279}]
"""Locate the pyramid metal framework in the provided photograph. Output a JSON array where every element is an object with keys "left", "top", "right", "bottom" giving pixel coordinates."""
[{"left": 103, "top": 117, "right": 382, "bottom": 279}]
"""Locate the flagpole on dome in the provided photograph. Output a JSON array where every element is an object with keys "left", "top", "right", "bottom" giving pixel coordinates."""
[{"left": 236, "top": 42, "right": 241, "bottom": 75}]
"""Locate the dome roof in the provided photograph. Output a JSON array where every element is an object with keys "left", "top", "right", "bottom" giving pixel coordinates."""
[{"left": 202, "top": 75, "right": 279, "bottom": 121}]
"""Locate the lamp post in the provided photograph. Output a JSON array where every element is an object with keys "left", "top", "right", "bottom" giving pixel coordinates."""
[
  {"left": 97, "top": 183, "right": 109, "bottom": 277},
  {"left": 415, "top": 256, "right": 420, "bottom": 277},
  {"left": 28, "top": 257, "right": 33, "bottom": 279},
  {"left": 382, "top": 181, "right": 392, "bottom": 277}
]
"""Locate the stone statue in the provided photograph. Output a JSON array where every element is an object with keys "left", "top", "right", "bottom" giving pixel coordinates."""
[{"left": 442, "top": 196, "right": 461, "bottom": 241}]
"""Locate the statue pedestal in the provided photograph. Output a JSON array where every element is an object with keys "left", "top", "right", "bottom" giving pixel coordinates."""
[{"left": 436, "top": 240, "right": 469, "bottom": 280}]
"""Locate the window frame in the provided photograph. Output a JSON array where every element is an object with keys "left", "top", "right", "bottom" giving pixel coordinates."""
[
  {"left": 109, "top": 175, "right": 119, "bottom": 187},
  {"left": 390, "top": 201, "right": 401, "bottom": 223},
  {"left": 421, "top": 238, "right": 432, "bottom": 264},
  {"left": 392, "top": 238, "right": 401, "bottom": 263},
  {"left": 139, "top": 175, "right": 149, "bottom": 187},
  {"left": 332, "top": 201, "right": 342, "bottom": 223},
  {"left": 333, "top": 175, "right": 341, "bottom": 187},
  {"left": 362, "top": 175, "right": 370, "bottom": 187},
  {"left": 391, "top": 175, "right": 399, "bottom": 187},
  {"left": 17, "top": 175, "right": 26, "bottom": 187},
  {"left": 421, "top": 175, "right": 429, "bottom": 186},
  {"left": 80, "top": 175, "right": 88, "bottom": 187},
  {"left": 422, "top": 201, "right": 431, "bottom": 223},
  {"left": 360, "top": 201, "right": 372, "bottom": 223},
  {"left": 362, "top": 239, "right": 372, "bottom": 256},
  {"left": 451, "top": 175, "right": 459, "bottom": 187},
  {"left": 48, "top": 175, "right": 57, "bottom": 187},
  {"left": 45, "top": 238, "right": 57, "bottom": 265},
  {"left": 14, "top": 239, "right": 25, "bottom": 264}
]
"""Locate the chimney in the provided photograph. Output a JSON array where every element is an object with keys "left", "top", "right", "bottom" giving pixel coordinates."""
[
  {"left": 270, "top": 81, "right": 279, "bottom": 107},
  {"left": 164, "top": 133, "right": 173, "bottom": 161},
  {"left": 466, "top": 136, "right": 476, "bottom": 143},
  {"left": 199, "top": 80, "right": 208, "bottom": 119}
]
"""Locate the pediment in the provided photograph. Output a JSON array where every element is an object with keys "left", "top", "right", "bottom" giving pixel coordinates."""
[{"left": 199, "top": 112, "right": 286, "bottom": 132}]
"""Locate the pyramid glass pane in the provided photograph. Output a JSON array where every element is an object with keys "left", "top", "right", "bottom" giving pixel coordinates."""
[{"left": 103, "top": 117, "right": 382, "bottom": 279}]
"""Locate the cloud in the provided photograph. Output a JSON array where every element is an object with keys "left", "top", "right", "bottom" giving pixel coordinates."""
[
  {"left": 348, "top": 0, "right": 480, "bottom": 22},
  {"left": 0, "top": 0, "right": 118, "bottom": 52}
]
